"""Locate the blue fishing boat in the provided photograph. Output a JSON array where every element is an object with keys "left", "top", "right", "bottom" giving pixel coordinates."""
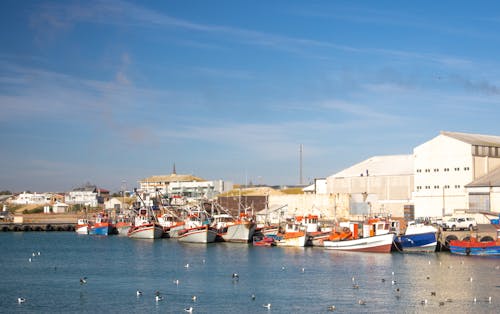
[
  {"left": 449, "top": 238, "right": 500, "bottom": 256},
  {"left": 395, "top": 222, "right": 437, "bottom": 252},
  {"left": 89, "top": 214, "right": 114, "bottom": 236}
]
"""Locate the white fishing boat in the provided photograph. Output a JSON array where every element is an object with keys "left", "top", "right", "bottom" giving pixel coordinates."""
[
  {"left": 177, "top": 225, "right": 218, "bottom": 243},
  {"left": 323, "top": 219, "right": 395, "bottom": 253},
  {"left": 212, "top": 214, "right": 256, "bottom": 243},
  {"left": 127, "top": 208, "right": 163, "bottom": 239},
  {"left": 324, "top": 232, "right": 395, "bottom": 253},
  {"left": 75, "top": 218, "right": 90, "bottom": 235},
  {"left": 274, "top": 220, "right": 308, "bottom": 247}
]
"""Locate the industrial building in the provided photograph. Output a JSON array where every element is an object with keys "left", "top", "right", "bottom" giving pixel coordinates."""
[{"left": 414, "top": 131, "right": 500, "bottom": 218}]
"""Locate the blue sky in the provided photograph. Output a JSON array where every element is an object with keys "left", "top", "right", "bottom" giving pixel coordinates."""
[{"left": 2, "top": 0, "right": 500, "bottom": 193}]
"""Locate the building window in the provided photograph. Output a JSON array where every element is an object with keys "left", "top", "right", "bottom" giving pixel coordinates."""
[
  {"left": 454, "top": 167, "right": 460, "bottom": 171},
  {"left": 434, "top": 168, "right": 439, "bottom": 172},
  {"left": 464, "top": 167, "right": 469, "bottom": 171},
  {"left": 416, "top": 169, "right": 421, "bottom": 173},
  {"left": 455, "top": 185, "right": 461, "bottom": 189},
  {"left": 434, "top": 185, "right": 440, "bottom": 189},
  {"left": 425, "top": 169, "right": 430, "bottom": 173},
  {"left": 444, "top": 168, "right": 449, "bottom": 172}
]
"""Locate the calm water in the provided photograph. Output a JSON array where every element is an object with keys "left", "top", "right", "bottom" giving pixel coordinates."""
[{"left": 0, "top": 233, "right": 498, "bottom": 314}]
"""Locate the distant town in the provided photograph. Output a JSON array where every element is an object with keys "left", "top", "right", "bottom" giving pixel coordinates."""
[{"left": 2, "top": 131, "right": 500, "bottom": 225}]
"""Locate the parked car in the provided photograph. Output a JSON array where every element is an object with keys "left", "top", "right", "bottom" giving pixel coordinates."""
[{"left": 442, "top": 217, "right": 477, "bottom": 231}]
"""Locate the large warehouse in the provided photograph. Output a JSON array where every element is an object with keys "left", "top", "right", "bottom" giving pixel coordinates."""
[
  {"left": 327, "top": 131, "right": 500, "bottom": 220},
  {"left": 413, "top": 131, "right": 500, "bottom": 218}
]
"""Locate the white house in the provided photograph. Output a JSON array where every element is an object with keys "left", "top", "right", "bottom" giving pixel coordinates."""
[
  {"left": 413, "top": 131, "right": 500, "bottom": 218},
  {"left": 65, "top": 185, "right": 105, "bottom": 207},
  {"left": 12, "top": 192, "right": 52, "bottom": 205}
]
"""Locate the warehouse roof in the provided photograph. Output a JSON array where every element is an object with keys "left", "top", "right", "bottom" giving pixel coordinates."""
[
  {"left": 465, "top": 167, "right": 500, "bottom": 188},
  {"left": 330, "top": 154, "right": 414, "bottom": 178},
  {"left": 442, "top": 131, "right": 500, "bottom": 147}
]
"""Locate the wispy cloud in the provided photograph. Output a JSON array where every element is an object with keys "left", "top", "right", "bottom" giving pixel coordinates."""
[{"left": 28, "top": 0, "right": 473, "bottom": 68}]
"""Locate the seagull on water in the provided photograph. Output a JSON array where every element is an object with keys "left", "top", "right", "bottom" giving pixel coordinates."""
[
  {"left": 17, "top": 297, "right": 26, "bottom": 304},
  {"left": 232, "top": 273, "right": 239, "bottom": 280},
  {"left": 327, "top": 305, "right": 336, "bottom": 311},
  {"left": 251, "top": 294, "right": 256, "bottom": 300},
  {"left": 431, "top": 292, "right": 436, "bottom": 296},
  {"left": 263, "top": 303, "right": 271, "bottom": 309},
  {"left": 301, "top": 267, "right": 305, "bottom": 273},
  {"left": 155, "top": 295, "right": 163, "bottom": 302},
  {"left": 191, "top": 295, "right": 197, "bottom": 302},
  {"left": 184, "top": 307, "right": 193, "bottom": 313},
  {"left": 184, "top": 263, "right": 190, "bottom": 268},
  {"left": 136, "top": 290, "right": 143, "bottom": 297},
  {"left": 80, "top": 277, "right": 87, "bottom": 285},
  {"left": 420, "top": 299, "right": 428, "bottom": 305},
  {"left": 391, "top": 280, "right": 397, "bottom": 285},
  {"left": 28, "top": 258, "right": 32, "bottom": 262},
  {"left": 37, "top": 252, "right": 40, "bottom": 256},
  {"left": 32, "top": 252, "right": 35, "bottom": 257},
  {"left": 173, "top": 279, "right": 180, "bottom": 285},
  {"left": 439, "top": 301, "right": 445, "bottom": 306},
  {"left": 473, "top": 297, "right": 477, "bottom": 303},
  {"left": 488, "top": 296, "right": 492, "bottom": 303},
  {"left": 358, "top": 299, "right": 366, "bottom": 305},
  {"left": 352, "top": 284, "right": 359, "bottom": 289}
]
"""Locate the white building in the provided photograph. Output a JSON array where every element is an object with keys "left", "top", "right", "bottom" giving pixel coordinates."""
[
  {"left": 139, "top": 172, "right": 233, "bottom": 202},
  {"left": 65, "top": 185, "right": 107, "bottom": 207},
  {"left": 326, "top": 155, "right": 414, "bottom": 218},
  {"left": 303, "top": 178, "right": 327, "bottom": 194},
  {"left": 413, "top": 131, "right": 500, "bottom": 218},
  {"left": 12, "top": 192, "right": 52, "bottom": 205}
]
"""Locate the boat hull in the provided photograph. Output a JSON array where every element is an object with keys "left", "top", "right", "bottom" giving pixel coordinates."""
[
  {"left": 396, "top": 232, "right": 437, "bottom": 253},
  {"left": 75, "top": 225, "right": 89, "bottom": 235},
  {"left": 324, "top": 233, "right": 395, "bottom": 253},
  {"left": 449, "top": 240, "right": 500, "bottom": 256},
  {"left": 89, "top": 224, "right": 113, "bottom": 236},
  {"left": 128, "top": 224, "right": 163, "bottom": 239},
  {"left": 221, "top": 222, "right": 256, "bottom": 243},
  {"left": 275, "top": 232, "right": 308, "bottom": 247},
  {"left": 178, "top": 226, "right": 217, "bottom": 243}
]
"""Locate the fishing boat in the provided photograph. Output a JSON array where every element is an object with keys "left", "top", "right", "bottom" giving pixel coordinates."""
[
  {"left": 449, "top": 237, "right": 500, "bottom": 256},
  {"left": 127, "top": 208, "right": 164, "bottom": 239},
  {"left": 115, "top": 216, "right": 132, "bottom": 236},
  {"left": 323, "top": 219, "right": 395, "bottom": 253},
  {"left": 252, "top": 235, "right": 276, "bottom": 246},
  {"left": 177, "top": 225, "right": 218, "bottom": 243},
  {"left": 157, "top": 212, "right": 185, "bottom": 238},
  {"left": 212, "top": 213, "right": 256, "bottom": 243},
  {"left": 395, "top": 221, "right": 438, "bottom": 252},
  {"left": 274, "top": 219, "right": 308, "bottom": 247},
  {"left": 89, "top": 214, "right": 114, "bottom": 236},
  {"left": 312, "top": 229, "right": 353, "bottom": 247},
  {"left": 75, "top": 218, "right": 91, "bottom": 235}
]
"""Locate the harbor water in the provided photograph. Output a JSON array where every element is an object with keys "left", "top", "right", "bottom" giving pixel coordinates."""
[{"left": 0, "top": 232, "right": 498, "bottom": 313}]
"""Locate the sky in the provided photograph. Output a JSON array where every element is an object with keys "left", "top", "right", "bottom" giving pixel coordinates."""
[{"left": 2, "top": 0, "right": 500, "bottom": 193}]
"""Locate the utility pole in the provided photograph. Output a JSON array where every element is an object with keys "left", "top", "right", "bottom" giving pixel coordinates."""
[{"left": 299, "top": 144, "right": 303, "bottom": 185}]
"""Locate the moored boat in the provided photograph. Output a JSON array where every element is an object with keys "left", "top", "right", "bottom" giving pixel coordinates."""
[
  {"left": 252, "top": 235, "right": 276, "bottom": 246},
  {"left": 395, "top": 222, "right": 437, "bottom": 252},
  {"left": 115, "top": 216, "right": 132, "bottom": 236},
  {"left": 274, "top": 219, "right": 308, "bottom": 247},
  {"left": 323, "top": 219, "right": 395, "bottom": 253},
  {"left": 89, "top": 214, "right": 114, "bottom": 236},
  {"left": 212, "top": 214, "right": 256, "bottom": 243},
  {"left": 75, "top": 218, "right": 91, "bottom": 235},
  {"left": 127, "top": 208, "right": 163, "bottom": 239},
  {"left": 449, "top": 237, "right": 500, "bottom": 256},
  {"left": 178, "top": 225, "right": 218, "bottom": 243}
]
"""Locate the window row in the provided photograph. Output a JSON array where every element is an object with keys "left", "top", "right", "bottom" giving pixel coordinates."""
[
  {"left": 416, "top": 185, "right": 461, "bottom": 190},
  {"left": 416, "top": 167, "right": 469, "bottom": 173}
]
